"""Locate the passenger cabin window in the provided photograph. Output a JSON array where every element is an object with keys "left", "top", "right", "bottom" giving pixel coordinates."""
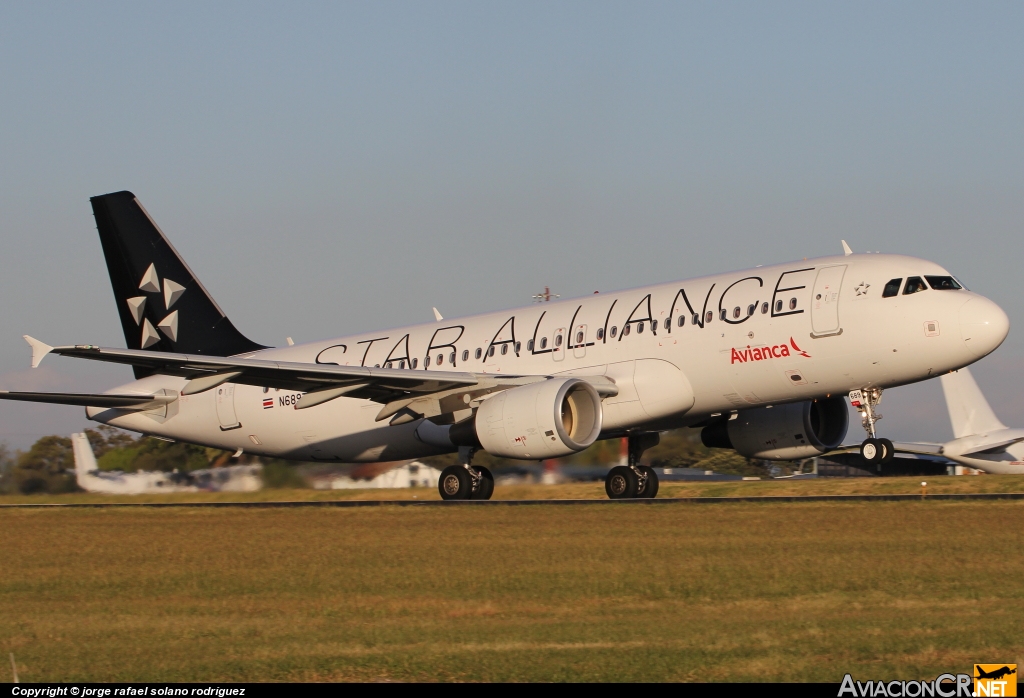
[
  {"left": 474, "top": 348, "right": 482, "bottom": 359},
  {"left": 501, "top": 344, "right": 508, "bottom": 355},
  {"left": 882, "top": 279, "right": 902, "bottom": 298},
  {"left": 903, "top": 276, "right": 927, "bottom": 295},
  {"left": 596, "top": 328, "right": 605, "bottom": 340},
  {"left": 705, "top": 311, "right": 713, "bottom": 323},
  {"left": 789, "top": 298, "right": 798, "bottom": 310},
  {"left": 761, "top": 302, "right": 769, "bottom": 314},
  {"left": 527, "top": 339, "right": 534, "bottom": 351},
  {"left": 400, "top": 360, "right": 406, "bottom": 369},
  {"left": 775, "top": 300, "right": 783, "bottom": 313},
  {"left": 576, "top": 331, "right": 584, "bottom": 343},
  {"left": 925, "top": 275, "right": 962, "bottom": 290},
  {"left": 555, "top": 334, "right": 563, "bottom": 346},
  {"left": 540, "top": 337, "right": 548, "bottom": 349},
  {"left": 436, "top": 354, "right": 444, "bottom": 365},
  {"left": 449, "top": 352, "right": 456, "bottom": 364},
  {"left": 412, "top": 358, "right": 418, "bottom": 369},
  {"left": 637, "top": 323, "right": 644, "bottom": 334},
  {"left": 514, "top": 341, "right": 521, "bottom": 353},
  {"left": 488, "top": 346, "right": 495, "bottom": 357},
  {"left": 610, "top": 327, "right": 617, "bottom": 338},
  {"left": 462, "top": 350, "right": 469, "bottom": 362},
  {"left": 678, "top": 315, "right": 685, "bottom": 327},
  {"left": 733, "top": 306, "right": 741, "bottom": 319},
  {"left": 651, "top": 320, "right": 658, "bottom": 332},
  {"left": 622, "top": 325, "right": 631, "bottom": 337},
  {"left": 720, "top": 309, "right": 727, "bottom": 321},
  {"left": 747, "top": 304, "right": 756, "bottom": 316}
]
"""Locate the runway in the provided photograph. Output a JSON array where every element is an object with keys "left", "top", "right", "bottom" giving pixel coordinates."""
[{"left": 3, "top": 492, "right": 1023, "bottom": 508}]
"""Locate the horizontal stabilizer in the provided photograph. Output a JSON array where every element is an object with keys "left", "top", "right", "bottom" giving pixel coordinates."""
[
  {"left": 23, "top": 335, "right": 53, "bottom": 368},
  {"left": 0, "top": 390, "right": 176, "bottom": 409},
  {"left": 957, "top": 436, "right": 1024, "bottom": 456}
]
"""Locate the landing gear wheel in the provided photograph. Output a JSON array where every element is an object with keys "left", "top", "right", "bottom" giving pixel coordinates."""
[
  {"left": 636, "top": 466, "right": 659, "bottom": 499},
  {"left": 878, "top": 438, "right": 895, "bottom": 464},
  {"left": 439, "top": 465, "right": 472, "bottom": 500},
  {"left": 860, "top": 438, "right": 883, "bottom": 464},
  {"left": 605, "top": 465, "right": 638, "bottom": 499},
  {"left": 469, "top": 466, "right": 494, "bottom": 500}
]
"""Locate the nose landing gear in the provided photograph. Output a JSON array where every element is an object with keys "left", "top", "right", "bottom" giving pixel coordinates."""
[{"left": 850, "top": 389, "right": 895, "bottom": 468}]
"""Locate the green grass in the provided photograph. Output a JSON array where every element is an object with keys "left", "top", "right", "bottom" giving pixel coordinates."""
[{"left": 3, "top": 500, "right": 1023, "bottom": 681}]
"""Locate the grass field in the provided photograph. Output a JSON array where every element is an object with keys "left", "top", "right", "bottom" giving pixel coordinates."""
[{"left": 3, "top": 493, "right": 1024, "bottom": 682}]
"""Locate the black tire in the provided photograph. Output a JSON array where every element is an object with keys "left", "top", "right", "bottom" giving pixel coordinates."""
[
  {"left": 605, "top": 465, "right": 638, "bottom": 499},
  {"left": 879, "top": 438, "right": 895, "bottom": 464},
  {"left": 860, "top": 438, "right": 882, "bottom": 464},
  {"left": 439, "top": 465, "right": 472, "bottom": 500},
  {"left": 636, "top": 466, "right": 659, "bottom": 499},
  {"left": 470, "top": 466, "right": 494, "bottom": 500}
]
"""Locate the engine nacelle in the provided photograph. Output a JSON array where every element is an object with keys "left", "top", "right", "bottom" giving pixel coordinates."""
[
  {"left": 464, "top": 378, "right": 603, "bottom": 460},
  {"left": 701, "top": 397, "right": 848, "bottom": 460}
]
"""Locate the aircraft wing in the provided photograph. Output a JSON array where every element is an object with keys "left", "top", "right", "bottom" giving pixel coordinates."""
[{"left": 21, "top": 337, "right": 618, "bottom": 422}]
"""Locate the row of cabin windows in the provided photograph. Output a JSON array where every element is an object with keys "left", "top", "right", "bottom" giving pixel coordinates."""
[
  {"left": 881, "top": 275, "right": 962, "bottom": 298},
  {"left": 378, "top": 295, "right": 803, "bottom": 368}
]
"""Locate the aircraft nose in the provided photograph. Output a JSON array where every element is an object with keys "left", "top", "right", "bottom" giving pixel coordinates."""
[{"left": 959, "top": 296, "right": 1010, "bottom": 359}]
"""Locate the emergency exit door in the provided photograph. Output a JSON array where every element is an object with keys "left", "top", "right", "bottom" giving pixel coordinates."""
[{"left": 810, "top": 265, "right": 846, "bottom": 337}]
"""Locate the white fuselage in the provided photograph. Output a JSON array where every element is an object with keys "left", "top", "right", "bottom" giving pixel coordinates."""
[{"left": 89, "top": 253, "right": 1008, "bottom": 463}]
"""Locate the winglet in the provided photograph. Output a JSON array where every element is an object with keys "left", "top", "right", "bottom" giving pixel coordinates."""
[
  {"left": 841, "top": 240, "right": 853, "bottom": 256},
  {"left": 432, "top": 307, "right": 443, "bottom": 321},
  {"left": 23, "top": 336, "right": 53, "bottom": 368}
]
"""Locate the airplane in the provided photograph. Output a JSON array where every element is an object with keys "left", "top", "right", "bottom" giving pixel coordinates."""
[
  {"left": 0, "top": 191, "right": 1010, "bottom": 500},
  {"left": 70, "top": 432, "right": 263, "bottom": 494}
]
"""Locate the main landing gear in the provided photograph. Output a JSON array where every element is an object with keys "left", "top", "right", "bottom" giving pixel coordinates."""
[
  {"left": 606, "top": 433, "right": 660, "bottom": 500},
  {"left": 438, "top": 446, "right": 494, "bottom": 501},
  {"left": 850, "top": 388, "right": 895, "bottom": 469}
]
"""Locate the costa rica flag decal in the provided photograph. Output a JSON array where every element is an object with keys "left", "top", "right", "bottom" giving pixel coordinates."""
[{"left": 262, "top": 397, "right": 274, "bottom": 409}]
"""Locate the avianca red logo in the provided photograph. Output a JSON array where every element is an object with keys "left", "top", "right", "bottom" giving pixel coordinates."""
[{"left": 730, "top": 337, "right": 811, "bottom": 364}]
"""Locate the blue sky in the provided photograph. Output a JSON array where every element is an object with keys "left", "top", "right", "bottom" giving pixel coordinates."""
[{"left": 1, "top": 2, "right": 1022, "bottom": 449}]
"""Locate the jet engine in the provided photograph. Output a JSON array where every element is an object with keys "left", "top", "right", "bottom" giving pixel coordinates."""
[
  {"left": 700, "top": 398, "right": 848, "bottom": 460},
  {"left": 451, "top": 378, "right": 603, "bottom": 459}
]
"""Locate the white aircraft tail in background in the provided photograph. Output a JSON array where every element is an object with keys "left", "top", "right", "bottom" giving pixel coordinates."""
[
  {"left": 936, "top": 368, "right": 1024, "bottom": 474},
  {"left": 70, "top": 433, "right": 264, "bottom": 494}
]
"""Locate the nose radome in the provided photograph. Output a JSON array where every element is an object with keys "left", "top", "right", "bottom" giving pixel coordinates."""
[{"left": 959, "top": 296, "right": 1010, "bottom": 359}]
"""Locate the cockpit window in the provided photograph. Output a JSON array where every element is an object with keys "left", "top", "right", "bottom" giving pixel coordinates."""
[
  {"left": 903, "top": 276, "right": 927, "bottom": 295},
  {"left": 882, "top": 278, "right": 902, "bottom": 298},
  {"left": 925, "top": 275, "right": 962, "bottom": 290}
]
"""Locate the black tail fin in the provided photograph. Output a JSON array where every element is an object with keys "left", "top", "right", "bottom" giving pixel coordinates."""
[{"left": 90, "top": 191, "right": 266, "bottom": 363}]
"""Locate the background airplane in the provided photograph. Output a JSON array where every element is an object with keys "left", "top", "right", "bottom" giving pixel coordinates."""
[{"left": 70, "top": 432, "right": 262, "bottom": 494}]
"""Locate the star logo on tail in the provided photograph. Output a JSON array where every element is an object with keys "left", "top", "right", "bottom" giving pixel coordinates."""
[{"left": 125, "top": 263, "right": 186, "bottom": 348}]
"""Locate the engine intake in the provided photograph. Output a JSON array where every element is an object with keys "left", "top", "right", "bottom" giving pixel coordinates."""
[
  {"left": 701, "top": 397, "right": 848, "bottom": 460},
  {"left": 455, "top": 378, "right": 603, "bottom": 460}
]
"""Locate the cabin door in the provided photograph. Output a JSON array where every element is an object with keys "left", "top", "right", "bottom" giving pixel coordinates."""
[
  {"left": 811, "top": 265, "right": 846, "bottom": 337},
  {"left": 216, "top": 384, "right": 241, "bottom": 430}
]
